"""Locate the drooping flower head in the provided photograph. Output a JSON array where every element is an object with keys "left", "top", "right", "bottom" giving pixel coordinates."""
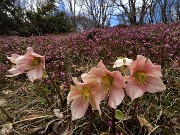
[
  {"left": 67, "top": 77, "right": 103, "bottom": 120},
  {"left": 113, "top": 57, "right": 133, "bottom": 75},
  {"left": 7, "top": 47, "right": 45, "bottom": 82},
  {"left": 125, "top": 55, "right": 166, "bottom": 101},
  {"left": 82, "top": 60, "right": 126, "bottom": 109}
]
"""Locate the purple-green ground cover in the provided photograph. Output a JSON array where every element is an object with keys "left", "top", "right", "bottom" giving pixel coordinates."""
[{"left": 0, "top": 22, "right": 179, "bottom": 134}]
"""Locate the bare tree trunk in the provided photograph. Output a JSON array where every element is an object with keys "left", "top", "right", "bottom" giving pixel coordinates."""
[
  {"left": 176, "top": 0, "right": 180, "bottom": 21},
  {"left": 67, "top": 0, "right": 77, "bottom": 29},
  {"left": 114, "top": 0, "right": 153, "bottom": 25},
  {"left": 79, "top": 0, "right": 113, "bottom": 28},
  {"left": 159, "top": 0, "right": 168, "bottom": 22}
]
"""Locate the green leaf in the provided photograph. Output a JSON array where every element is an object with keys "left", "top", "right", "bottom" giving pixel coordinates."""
[
  {"left": 115, "top": 110, "right": 124, "bottom": 121},
  {"left": 117, "top": 57, "right": 123, "bottom": 59},
  {"left": 42, "top": 70, "right": 48, "bottom": 79}
]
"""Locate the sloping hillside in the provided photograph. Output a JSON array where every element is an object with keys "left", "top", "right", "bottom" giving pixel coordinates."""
[{"left": 0, "top": 22, "right": 179, "bottom": 134}]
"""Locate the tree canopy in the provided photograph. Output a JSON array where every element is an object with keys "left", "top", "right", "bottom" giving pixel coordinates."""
[{"left": 0, "top": 0, "right": 73, "bottom": 36}]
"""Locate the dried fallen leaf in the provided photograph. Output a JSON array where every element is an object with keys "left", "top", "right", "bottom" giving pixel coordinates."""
[
  {"left": 1, "top": 123, "right": 13, "bottom": 135},
  {"left": 0, "top": 109, "right": 7, "bottom": 122},
  {"left": 2, "top": 90, "right": 13, "bottom": 95},
  {"left": 53, "top": 109, "right": 63, "bottom": 119},
  {"left": 22, "top": 114, "right": 41, "bottom": 120},
  {"left": 0, "top": 98, "right": 7, "bottom": 106},
  {"left": 137, "top": 115, "right": 153, "bottom": 133}
]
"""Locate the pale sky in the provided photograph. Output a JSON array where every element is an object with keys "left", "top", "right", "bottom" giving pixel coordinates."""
[
  {"left": 19, "top": 0, "right": 59, "bottom": 10},
  {"left": 21, "top": 0, "right": 143, "bottom": 26}
]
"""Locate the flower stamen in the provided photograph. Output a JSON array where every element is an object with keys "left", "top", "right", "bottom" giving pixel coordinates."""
[
  {"left": 81, "top": 87, "right": 91, "bottom": 102},
  {"left": 102, "top": 74, "right": 114, "bottom": 92},
  {"left": 31, "top": 57, "right": 41, "bottom": 68},
  {"left": 134, "top": 71, "right": 148, "bottom": 84}
]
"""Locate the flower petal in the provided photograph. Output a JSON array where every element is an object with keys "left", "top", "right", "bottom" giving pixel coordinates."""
[
  {"left": 71, "top": 97, "right": 89, "bottom": 120},
  {"left": 81, "top": 72, "right": 99, "bottom": 83},
  {"left": 112, "top": 71, "right": 126, "bottom": 88},
  {"left": 72, "top": 77, "right": 84, "bottom": 87},
  {"left": 145, "top": 77, "right": 166, "bottom": 93},
  {"left": 113, "top": 59, "right": 124, "bottom": 68},
  {"left": 137, "top": 55, "right": 146, "bottom": 61},
  {"left": 144, "top": 59, "right": 162, "bottom": 77},
  {"left": 85, "top": 67, "right": 104, "bottom": 77},
  {"left": 27, "top": 47, "right": 34, "bottom": 53},
  {"left": 131, "top": 55, "right": 148, "bottom": 72},
  {"left": 67, "top": 85, "right": 81, "bottom": 103},
  {"left": 7, "top": 66, "right": 24, "bottom": 77},
  {"left": 40, "top": 57, "right": 45, "bottom": 69},
  {"left": 7, "top": 54, "right": 20, "bottom": 64},
  {"left": 125, "top": 79, "right": 145, "bottom": 101},
  {"left": 97, "top": 60, "right": 110, "bottom": 73},
  {"left": 89, "top": 96, "right": 102, "bottom": 114},
  {"left": 26, "top": 65, "right": 43, "bottom": 82},
  {"left": 108, "top": 71, "right": 126, "bottom": 109},
  {"left": 89, "top": 82, "right": 104, "bottom": 114},
  {"left": 16, "top": 56, "right": 33, "bottom": 70},
  {"left": 124, "top": 58, "right": 133, "bottom": 66},
  {"left": 27, "top": 47, "right": 45, "bottom": 58},
  {"left": 108, "top": 84, "right": 125, "bottom": 109}
]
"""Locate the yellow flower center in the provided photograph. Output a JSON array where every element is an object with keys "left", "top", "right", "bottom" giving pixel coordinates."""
[
  {"left": 134, "top": 71, "right": 148, "bottom": 84},
  {"left": 81, "top": 87, "right": 91, "bottom": 102},
  {"left": 31, "top": 57, "right": 41, "bottom": 68},
  {"left": 102, "top": 74, "right": 114, "bottom": 92}
]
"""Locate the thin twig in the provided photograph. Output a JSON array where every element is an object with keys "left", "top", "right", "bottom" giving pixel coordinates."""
[
  {"left": 116, "top": 122, "right": 132, "bottom": 135},
  {"left": 148, "top": 125, "right": 169, "bottom": 135},
  {"left": 0, "top": 115, "right": 55, "bottom": 128},
  {"left": 0, "top": 106, "right": 13, "bottom": 122}
]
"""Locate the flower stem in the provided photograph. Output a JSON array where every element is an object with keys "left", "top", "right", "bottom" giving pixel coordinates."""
[
  {"left": 112, "top": 108, "right": 116, "bottom": 135},
  {"left": 38, "top": 84, "right": 52, "bottom": 107},
  {"left": 129, "top": 99, "right": 138, "bottom": 131},
  {"left": 46, "top": 70, "right": 64, "bottom": 107},
  {"left": 0, "top": 106, "right": 13, "bottom": 122},
  {"left": 88, "top": 106, "right": 94, "bottom": 135}
]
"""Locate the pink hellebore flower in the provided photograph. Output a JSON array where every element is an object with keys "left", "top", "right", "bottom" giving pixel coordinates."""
[
  {"left": 82, "top": 60, "right": 126, "bottom": 109},
  {"left": 113, "top": 57, "right": 133, "bottom": 75},
  {"left": 7, "top": 47, "right": 45, "bottom": 82},
  {"left": 125, "top": 55, "right": 166, "bottom": 101},
  {"left": 67, "top": 77, "right": 103, "bottom": 120}
]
